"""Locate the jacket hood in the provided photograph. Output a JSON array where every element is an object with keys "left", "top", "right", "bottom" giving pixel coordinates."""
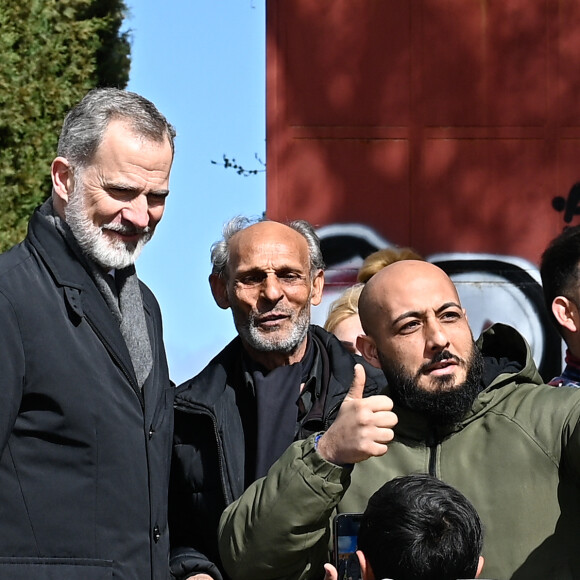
[{"left": 467, "top": 322, "right": 544, "bottom": 418}]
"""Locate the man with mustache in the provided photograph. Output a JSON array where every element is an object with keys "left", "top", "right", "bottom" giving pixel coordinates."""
[
  {"left": 0, "top": 88, "right": 176, "bottom": 579},
  {"left": 169, "top": 217, "right": 387, "bottom": 580},
  {"left": 218, "top": 260, "right": 580, "bottom": 580}
]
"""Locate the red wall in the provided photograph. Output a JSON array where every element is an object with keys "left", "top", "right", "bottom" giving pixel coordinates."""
[{"left": 266, "top": 0, "right": 580, "bottom": 264}]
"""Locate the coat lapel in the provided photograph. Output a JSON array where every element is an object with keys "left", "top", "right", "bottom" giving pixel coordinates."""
[{"left": 29, "top": 209, "right": 140, "bottom": 398}]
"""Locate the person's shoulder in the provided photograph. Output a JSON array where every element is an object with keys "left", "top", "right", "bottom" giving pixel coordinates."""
[
  {"left": 0, "top": 240, "right": 33, "bottom": 278},
  {"left": 0, "top": 240, "right": 42, "bottom": 308},
  {"left": 138, "top": 272, "right": 169, "bottom": 308},
  {"left": 311, "top": 324, "right": 387, "bottom": 393},
  {"left": 310, "top": 324, "right": 338, "bottom": 346},
  {"left": 490, "top": 377, "right": 580, "bottom": 423},
  {"left": 356, "top": 355, "right": 387, "bottom": 390},
  {"left": 491, "top": 380, "right": 580, "bottom": 455},
  {"left": 137, "top": 277, "right": 157, "bottom": 302},
  {"left": 310, "top": 325, "right": 355, "bottom": 373},
  {"left": 548, "top": 376, "right": 580, "bottom": 388},
  {"left": 175, "top": 336, "right": 243, "bottom": 405},
  {"left": 311, "top": 324, "right": 358, "bottom": 363}
]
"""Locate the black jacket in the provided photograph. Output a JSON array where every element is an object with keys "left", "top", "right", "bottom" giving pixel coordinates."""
[
  {"left": 169, "top": 326, "right": 386, "bottom": 580},
  {"left": 0, "top": 206, "right": 174, "bottom": 580}
]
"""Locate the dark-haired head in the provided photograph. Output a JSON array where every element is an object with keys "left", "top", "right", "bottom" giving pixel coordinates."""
[
  {"left": 540, "top": 225, "right": 580, "bottom": 338},
  {"left": 357, "top": 474, "right": 483, "bottom": 580}
]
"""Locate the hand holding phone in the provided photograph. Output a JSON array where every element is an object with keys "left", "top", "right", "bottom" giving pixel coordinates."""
[{"left": 333, "top": 513, "right": 363, "bottom": 580}]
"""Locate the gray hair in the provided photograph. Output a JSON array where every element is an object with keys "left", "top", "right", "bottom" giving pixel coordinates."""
[
  {"left": 210, "top": 216, "right": 325, "bottom": 278},
  {"left": 57, "top": 88, "right": 176, "bottom": 169}
]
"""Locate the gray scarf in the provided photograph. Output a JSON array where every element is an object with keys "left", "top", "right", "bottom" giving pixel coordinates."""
[
  {"left": 89, "top": 263, "right": 153, "bottom": 389},
  {"left": 43, "top": 199, "right": 153, "bottom": 389}
]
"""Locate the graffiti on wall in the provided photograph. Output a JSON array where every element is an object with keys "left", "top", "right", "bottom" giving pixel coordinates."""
[
  {"left": 312, "top": 223, "right": 563, "bottom": 381},
  {"left": 553, "top": 182, "right": 580, "bottom": 224}
]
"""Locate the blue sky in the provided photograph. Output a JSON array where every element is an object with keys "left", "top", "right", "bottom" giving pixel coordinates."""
[{"left": 126, "top": 1, "right": 266, "bottom": 383}]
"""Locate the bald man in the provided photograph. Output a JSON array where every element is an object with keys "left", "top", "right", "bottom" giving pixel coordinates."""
[
  {"left": 169, "top": 217, "right": 387, "bottom": 580},
  {"left": 218, "top": 260, "right": 580, "bottom": 580}
]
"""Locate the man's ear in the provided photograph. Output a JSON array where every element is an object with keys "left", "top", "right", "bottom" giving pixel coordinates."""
[
  {"left": 356, "top": 550, "right": 375, "bottom": 580},
  {"left": 310, "top": 270, "right": 325, "bottom": 306},
  {"left": 552, "top": 296, "right": 578, "bottom": 333},
  {"left": 357, "top": 334, "right": 381, "bottom": 368},
  {"left": 209, "top": 273, "right": 230, "bottom": 310},
  {"left": 476, "top": 555, "right": 484, "bottom": 578},
  {"left": 51, "top": 157, "right": 74, "bottom": 204}
]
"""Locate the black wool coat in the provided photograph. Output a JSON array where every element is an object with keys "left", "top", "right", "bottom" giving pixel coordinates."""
[{"left": 0, "top": 206, "right": 174, "bottom": 580}]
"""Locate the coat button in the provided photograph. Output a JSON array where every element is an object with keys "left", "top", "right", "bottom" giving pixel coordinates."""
[
  {"left": 153, "top": 525, "right": 160, "bottom": 543},
  {"left": 149, "top": 427, "right": 155, "bottom": 439}
]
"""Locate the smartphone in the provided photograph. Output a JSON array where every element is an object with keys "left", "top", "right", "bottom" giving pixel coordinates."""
[{"left": 333, "top": 513, "right": 363, "bottom": 580}]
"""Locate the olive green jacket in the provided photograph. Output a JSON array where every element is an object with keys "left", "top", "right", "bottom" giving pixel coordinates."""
[{"left": 219, "top": 324, "right": 580, "bottom": 580}]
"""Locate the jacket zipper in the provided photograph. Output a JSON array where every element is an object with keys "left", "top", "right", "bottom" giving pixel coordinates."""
[
  {"left": 427, "top": 430, "right": 438, "bottom": 477},
  {"left": 175, "top": 402, "right": 232, "bottom": 505},
  {"left": 323, "top": 401, "right": 341, "bottom": 430}
]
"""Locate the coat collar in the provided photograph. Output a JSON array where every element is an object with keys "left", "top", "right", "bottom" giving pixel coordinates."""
[{"left": 27, "top": 205, "right": 142, "bottom": 396}]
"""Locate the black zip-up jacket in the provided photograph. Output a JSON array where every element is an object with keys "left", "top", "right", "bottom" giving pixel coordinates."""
[{"left": 169, "top": 325, "right": 386, "bottom": 580}]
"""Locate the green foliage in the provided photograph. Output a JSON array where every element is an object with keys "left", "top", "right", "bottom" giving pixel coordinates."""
[{"left": 0, "top": 0, "right": 130, "bottom": 251}]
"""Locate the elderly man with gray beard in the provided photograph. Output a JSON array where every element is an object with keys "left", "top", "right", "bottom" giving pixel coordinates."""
[
  {"left": 169, "top": 217, "right": 387, "bottom": 580},
  {"left": 0, "top": 88, "right": 175, "bottom": 579}
]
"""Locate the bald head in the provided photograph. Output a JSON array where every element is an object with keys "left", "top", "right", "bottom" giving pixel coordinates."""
[
  {"left": 359, "top": 260, "right": 462, "bottom": 336},
  {"left": 208, "top": 217, "right": 325, "bottom": 369},
  {"left": 227, "top": 222, "right": 308, "bottom": 278},
  {"left": 210, "top": 216, "right": 324, "bottom": 279},
  {"left": 356, "top": 260, "right": 479, "bottom": 424}
]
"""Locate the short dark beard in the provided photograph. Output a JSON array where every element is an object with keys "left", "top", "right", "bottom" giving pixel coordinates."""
[{"left": 380, "top": 344, "right": 484, "bottom": 427}]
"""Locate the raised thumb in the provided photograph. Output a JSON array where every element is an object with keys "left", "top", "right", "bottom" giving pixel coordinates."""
[{"left": 346, "top": 363, "right": 366, "bottom": 400}]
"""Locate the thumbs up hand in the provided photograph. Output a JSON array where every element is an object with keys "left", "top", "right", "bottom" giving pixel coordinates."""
[{"left": 316, "top": 364, "right": 397, "bottom": 466}]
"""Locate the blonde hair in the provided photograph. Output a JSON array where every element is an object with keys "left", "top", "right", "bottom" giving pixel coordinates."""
[
  {"left": 357, "top": 247, "right": 423, "bottom": 283},
  {"left": 324, "top": 284, "right": 364, "bottom": 334}
]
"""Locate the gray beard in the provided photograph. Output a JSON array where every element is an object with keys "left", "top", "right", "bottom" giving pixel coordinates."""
[
  {"left": 237, "top": 304, "right": 311, "bottom": 355},
  {"left": 65, "top": 185, "right": 151, "bottom": 270}
]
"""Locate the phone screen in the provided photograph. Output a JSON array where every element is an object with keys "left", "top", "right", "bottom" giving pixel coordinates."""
[{"left": 333, "top": 513, "right": 362, "bottom": 580}]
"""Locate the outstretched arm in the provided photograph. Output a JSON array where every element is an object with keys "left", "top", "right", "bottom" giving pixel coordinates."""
[
  {"left": 218, "top": 365, "right": 397, "bottom": 580},
  {"left": 218, "top": 433, "right": 348, "bottom": 580}
]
